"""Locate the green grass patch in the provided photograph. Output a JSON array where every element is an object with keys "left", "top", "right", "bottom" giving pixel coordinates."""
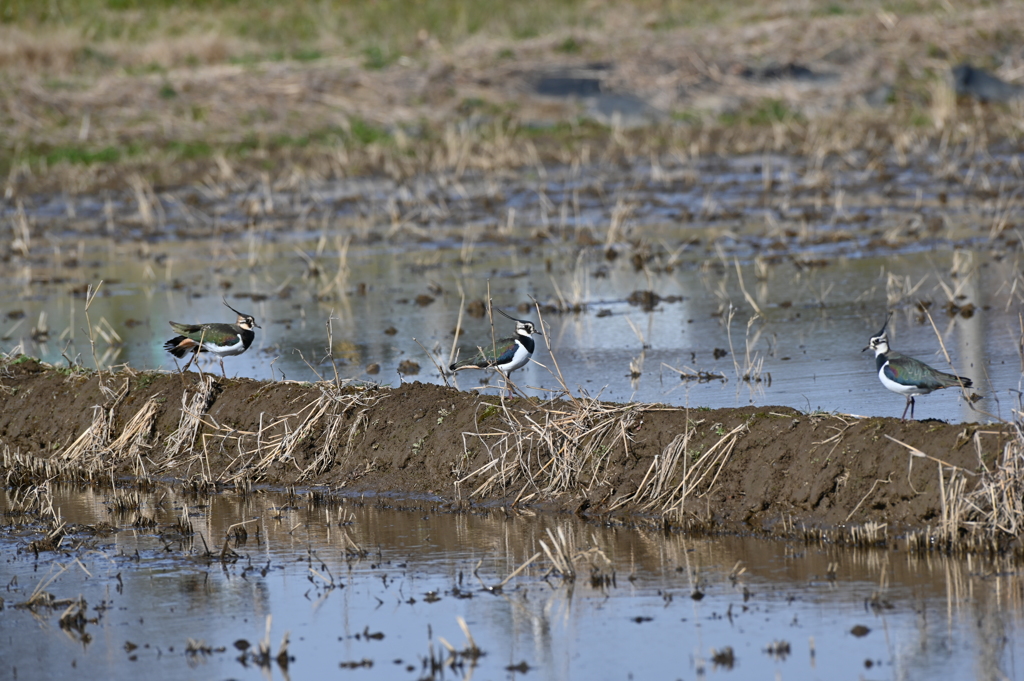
[
  {"left": 457, "top": 97, "right": 506, "bottom": 117},
  {"left": 204, "top": 121, "right": 388, "bottom": 159},
  {"left": 348, "top": 117, "right": 390, "bottom": 146},
  {"left": 747, "top": 99, "right": 800, "bottom": 125},
  {"left": 228, "top": 52, "right": 265, "bottom": 67},
  {"left": 124, "top": 62, "right": 167, "bottom": 76},
  {"left": 167, "top": 140, "right": 213, "bottom": 160},
  {"left": 909, "top": 111, "right": 931, "bottom": 127},
  {"left": 362, "top": 44, "right": 394, "bottom": 70},
  {"left": 718, "top": 99, "right": 804, "bottom": 127},
  {"left": 76, "top": 46, "right": 118, "bottom": 68},
  {"left": 556, "top": 36, "right": 583, "bottom": 53},
  {"left": 229, "top": 6, "right": 320, "bottom": 44},
  {"left": 477, "top": 403, "right": 500, "bottom": 423},
  {"left": 45, "top": 145, "right": 122, "bottom": 165},
  {"left": 292, "top": 48, "right": 322, "bottom": 62},
  {"left": 522, "top": 119, "right": 594, "bottom": 136},
  {"left": 671, "top": 109, "right": 703, "bottom": 125}
]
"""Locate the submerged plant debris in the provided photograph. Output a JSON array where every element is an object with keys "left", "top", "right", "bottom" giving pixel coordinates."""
[{"left": 4, "top": 478, "right": 1021, "bottom": 681}]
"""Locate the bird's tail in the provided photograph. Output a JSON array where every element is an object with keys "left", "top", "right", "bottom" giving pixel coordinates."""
[
  {"left": 449, "top": 355, "right": 491, "bottom": 371},
  {"left": 164, "top": 336, "right": 198, "bottom": 358},
  {"left": 939, "top": 371, "right": 972, "bottom": 389}
]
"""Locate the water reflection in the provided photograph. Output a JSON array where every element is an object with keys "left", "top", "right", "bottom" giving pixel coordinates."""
[
  {"left": 1, "top": 236, "right": 1019, "bottom": 423},
  {"left": 1, "top": 486, "right": 1021, "bottom": 680},
  {"left": 2, "top": 154, "right": 1023, "bottom": 422}
]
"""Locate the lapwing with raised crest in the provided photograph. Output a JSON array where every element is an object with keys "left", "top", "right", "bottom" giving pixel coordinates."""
[
  {"left": 164, "top": 300, "right": 260, "bottom": 378},
  {"left": 863, "top": 313, "right": 972, "bottom": 420},
  {"left": 449, "top": 307, "right": 540, "bottom": 396}
]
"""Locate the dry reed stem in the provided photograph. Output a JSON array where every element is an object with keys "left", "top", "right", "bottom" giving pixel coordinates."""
[
  {"left": 844, "top": 474, "right": 893, "bottom": 524},
  {"left": 615, "top": 419, "right": 701, "bottom": 512},
  {"left": 58, "top": 378, "right": 137, "bottom": 474},
  {"left": 149, "top": 379, "right": 386, "bottom": 485},
  {"left": 83, "top": 281, "right": 103, "bottom": 371},
  {"left": 539, "top": 526, "right": 575, "bottom": 580},
  {"left": 59, "top": 405, "right": 112, "bottom": 470},
  {"left": 617, "top": 418, "right": 751, "bottom": 518},
  {"left": 458, "top": 352, "right": 733, "bottom": 516},
  {"left": 164, "top": 376, "right": 216, "bottom": 462},
  {"left": 492, "top": 552, "right": 542, "bottom": 590},
  {"left": 884, "top": 435, "right": 975, "bottom": 475},
  {"left": 733, "top": 258, "right": 763, "bottom": 317},
  {"left": 104, "top": 397, "right": 159, "bottom": 465},
  {"left": 296, "top": 386, "right": 384, "bottom": 481},
  {"left": 460, "top": 395, "right": 644, "bottom": 501},
  {"left": 921, "top": 307, "right": 974, "bottom": 395},
  {"left": 888, "top": 426, "right": 1024, "bottom": 547},
  {"left": 3, "top": 446, "right": 75, "bottom": 486}
]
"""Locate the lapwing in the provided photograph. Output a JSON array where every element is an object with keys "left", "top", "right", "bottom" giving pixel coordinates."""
[
  {"left": 449, "top": 307, "right": 540, "bottom": 396},
  {"left": 164, "top": 301, "right": 260, "bottom": 378},
  {"left": 863, "top": 313, "right": 972, "bottom": 420}
]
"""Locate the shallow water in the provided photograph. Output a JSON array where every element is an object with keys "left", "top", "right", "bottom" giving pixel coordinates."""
[
  {"left": 2, "top": 154, "right": 1022, "bottom": 422},
  {"left": 1, "top": 486, "right": 1021, "bottom": 681}
]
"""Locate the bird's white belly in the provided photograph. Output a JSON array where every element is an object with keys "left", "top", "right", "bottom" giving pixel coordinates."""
[
  {"left": 878, "top": 365, "right": 930, "bottom": 396},
  {"left": 203, "top": 335, "right": 244, "bottom": 356},
  {"left": 497, "top": 343, "right": 531, "bottom": 373}
]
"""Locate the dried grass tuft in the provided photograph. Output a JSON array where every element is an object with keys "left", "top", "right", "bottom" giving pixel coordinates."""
[
  {"left": 164, "top": 376, "right": 216, "bottom": 462},
  {"left": 458, "top": 393, "right": 648, "bottom": 503},
  {"left": 613, "top": 416, "right": 750, "bottom": 520},
  {"left": 3, "top": 446, "right": 73, "bottom": 486},
  {"left": 889, "top": 424, "right": 1024, "bottom": 557},
  {"left": 57, "top": 378, "right": 160, "bottom": 477}
]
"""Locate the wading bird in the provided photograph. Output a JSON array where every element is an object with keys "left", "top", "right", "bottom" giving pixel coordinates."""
[
  {"left": 449, "top": 307, "right": 540, "bottom": 396},
  {"left": 863, "top": 313, "right": 972, "bottom": 420},
  {"left": 164, "top": 301, "right": 260, "bottom": 378}
]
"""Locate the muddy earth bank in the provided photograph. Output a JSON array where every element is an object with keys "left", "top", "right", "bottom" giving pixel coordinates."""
[{"left": 0, "top": 359, "right": 1007, "bottom": 535}]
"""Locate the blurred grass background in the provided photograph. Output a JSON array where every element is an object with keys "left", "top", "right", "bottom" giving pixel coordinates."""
[
  {"left": 1, "top": 0, "right": 742, "bottom": 38},
  {"left": 1, "top": 0, "right": 1020, "bottom": 195},
  {"left": 0, "top": 0, "right": 944, "bottom": 71}
]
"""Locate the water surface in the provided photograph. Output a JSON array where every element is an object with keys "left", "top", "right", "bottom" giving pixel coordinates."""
[
  {"left": 2, "top": 154, "right": 1021, "bottom": 422},
  {"left": 1, "top": 486, "right": 1021, "bottom": 680}
]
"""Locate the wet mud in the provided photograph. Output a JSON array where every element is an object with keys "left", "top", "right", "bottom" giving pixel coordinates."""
[{"left": 0, "top": 358, "right": 1008, "bottom": 535}]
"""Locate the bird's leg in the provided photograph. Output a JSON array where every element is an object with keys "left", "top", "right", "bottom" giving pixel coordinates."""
[
  {"left": 219, "top": 358, "right": 227, "bottom": 379},
  {"left": 900, "top": 396, "right": 915, "bottom": 421},
  {"left": 194, "top": 329, "right": 207, "bottom": 379}
]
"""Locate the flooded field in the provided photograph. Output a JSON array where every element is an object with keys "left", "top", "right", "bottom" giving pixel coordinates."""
[
  {"left": 2, "top": 485, "right": 1022, "bottom": 681},
  {"left": 6, "top": 4, "right": 1024, "bottom": 680},
  {"left": 3, "top": 154, "right": 1023, "bottom": 423}
]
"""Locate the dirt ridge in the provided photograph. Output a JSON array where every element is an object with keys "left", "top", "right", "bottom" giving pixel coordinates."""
[{"left": 0, "top": 358, "right": 1007, "bottom": 534}]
